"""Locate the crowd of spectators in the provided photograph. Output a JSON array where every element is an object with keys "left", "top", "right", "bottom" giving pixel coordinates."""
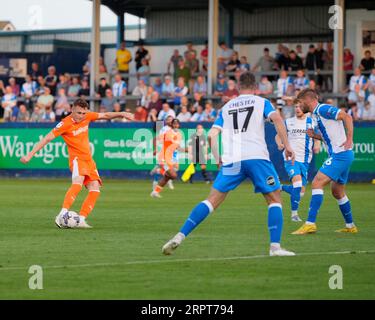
[{"left": 1, "top": 41, "right": 375, "bottom": 123}]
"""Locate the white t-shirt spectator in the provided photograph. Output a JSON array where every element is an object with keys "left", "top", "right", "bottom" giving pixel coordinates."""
[
  {"left": 21, "top": 81, "right": 38, "bottom": 97},
  {"left": 363, "top": 94, "right": 375, "bottom": 120},
  {"left": 177, "top": 111, "right": 192, "bottom": 122},
  {"left": 112, "top": 80, "right": 127, "bottom": 97},
  {"left": 277, "top": 77, "right": 293, "bottom": 97},
  {"left": 158, "top": 109, "right": 176, "bottom": 121}
]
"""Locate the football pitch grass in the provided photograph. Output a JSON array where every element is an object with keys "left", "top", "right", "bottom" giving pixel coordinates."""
[{"left": 0, "top": 178, "right": 374, "bottom": 299}]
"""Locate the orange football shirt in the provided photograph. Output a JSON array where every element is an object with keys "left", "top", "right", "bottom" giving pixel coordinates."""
[
  {"left": 52, "top": 112, "right": 99, "bottom": 161},
  {"left": 160, "top": 130, "right": 182, "bottom": 165}
]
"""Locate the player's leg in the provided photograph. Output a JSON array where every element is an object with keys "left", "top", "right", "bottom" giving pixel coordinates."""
[
  {"left": 151, "top": 166, "right": 177, "bottom": 198},
  {"left": 292, "top": 171, "right": 331, "bottom": 234},
  {"left": 200, "top": 164, "right": 212, "bottom": 184},
  {"left": 167, "top": 164, "right": 178, "bottom": 190},
  {"left": 247, "top": 159, "right": 294, "bottom": 256},
  {"left": 331, "top": 181, "right": 358, "bottom": 233},
  {"left": 150, "top": 165, "right": 161, "bottom": 190},
  {"left": 77, "top": 180, "right": 101, "bottom": 228},
  {"left": 162, "top": 161, "right": 246, "bottom": 255},
  {"left": 162, "top": 187, "right": 228, "bottom": 255}
]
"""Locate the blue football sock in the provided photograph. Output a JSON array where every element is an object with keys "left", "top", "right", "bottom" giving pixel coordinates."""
[
  {"left": 291, "top": 181, "right": 302, "bottom": 212},
  {"left": 281, "top": 185, "right": 293, "bottom": 195},
  {"left": 153, "top": 173, "right": 160, "bottom": 182},
  {"left": 307, "top": 189, "right": 324, "bottom": 223},
  {"left": 337, "top": 196, "right": 353, "bottom": 224},
  {"left": 268, "top": 203, "right": 283, "bottom": 244},
  {"left": 180, "top": 200, "right": 214, "bottom": 236}
]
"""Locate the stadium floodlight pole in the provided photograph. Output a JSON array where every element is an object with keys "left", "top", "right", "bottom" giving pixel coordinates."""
[
  {"left": 207, "top": 0, "right": 219, "bottom": 95},
  {"left": 333, "top": 0, "right": 345, "bottom": 93},
  {"left": 90, "top": 0, "right": 101, "bottom": 111}
]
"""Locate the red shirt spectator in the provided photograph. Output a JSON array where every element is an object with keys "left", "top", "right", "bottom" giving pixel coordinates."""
[
  {"left": 134, "top": 106, "right": 148, "bottom": 122},
  {"left": 344, "top": 48, "right": 354, "bottom": 71}
]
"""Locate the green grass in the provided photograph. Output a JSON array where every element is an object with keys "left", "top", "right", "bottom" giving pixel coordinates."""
[{"left": 0, "top": 179, "right": 374, "bottom": 299}]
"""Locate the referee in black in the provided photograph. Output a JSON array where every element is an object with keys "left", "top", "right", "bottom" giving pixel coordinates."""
[{"left": 188, "top": 124, "right": 212, "bottom": 184}]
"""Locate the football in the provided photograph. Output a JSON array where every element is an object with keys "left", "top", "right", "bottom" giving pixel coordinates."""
[{"left": 60, "top": 211, "right": 81, "bottom": 228}]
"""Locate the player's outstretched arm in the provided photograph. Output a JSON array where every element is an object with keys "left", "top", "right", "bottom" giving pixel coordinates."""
[
  {"left": 208, "top": 127, "right": 221, "bottom": 168},
  {"left": 337, "top": 111, "right": 354, "bottom": 150},
  {"left": 20, "top": 131, "right": 56, "bottom": 164},
  {"left": 270, "top": 112, "right": 295, "bottom": 164},
  {"left": 274, "top": 134, "right": 284, "bottom": 151},
  {"left": 98, "top": 111, "right": 134, "bottom": 121}
]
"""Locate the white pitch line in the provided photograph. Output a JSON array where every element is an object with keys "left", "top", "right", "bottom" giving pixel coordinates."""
[{"left": 0, "top": 250, "right": 374, "bottom": 272}]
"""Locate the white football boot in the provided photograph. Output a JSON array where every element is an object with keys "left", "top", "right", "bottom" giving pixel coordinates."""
[
  {"left": 150, "top": 191, "right": 162, "bottom": 198},
  {"left": 269, "top": 244, "right": 295, "bottom": 256},
  {"left": 291, "top": 214, "right": 303, "bottom": 222},
  {"left": 76, "top": 216, "right": 92, "bottom": 229},
  {"left": 167, "top": 180, "right": 174, "bottom": 190},
  {"left": 55, "top": 208, "right": 68, "bottom": 228},
  {"left": 162, "top": 232, "right": 185, "bottom": 255}
]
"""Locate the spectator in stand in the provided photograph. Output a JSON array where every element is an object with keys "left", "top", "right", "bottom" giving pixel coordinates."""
[
  {"left": 147, "top": 91, "right": 163, "bottom": 114},
  {"left": 0, "top": 80, "right": 4, "bottom": 97},
  {"left": 167, "top": 49, "right": 183, "bottom": 78},
  {"left": 309, "top": 79, "right": 317, "bottom": 91},
  {"left": 112, "top": 73, "right": 127, "bottom": 106},
  {"left": 222, "top": 79, "right": 239, "bottom": 103},
  {"left": 45, "top": 65, "right": 58, "bottom": 96},
  {"left": 132, "top": 79, "right": 148, "bottom": 98},
  {"left": 217, "top": 57, "right": 227, "bottom": 73},
  {"left": 189, "top": 104, "right": 197, "bottom": 116},
  {"left": 296, "top": 44, "right": 305, "bottom": 63},
  {"left": 30, "top": 62, "right": 42, "bottom": 82},
  {"left": 36, "top": 86, "right": 54, "bottom": 110},
  {"left": 134, "top": 105, "right": 148, "bottom": 122},
  {"left": 78, "top": 79, "right": 90, "bottom": 98},
  {"left": 21, "top": 75, "right": 37, "bottom": 110},
  {"left": 200, "top": 40, "right": 208, "bottom": 72},
  {"left": 96, "top": 77, "right": 111, "bottom": 98},
  {"left": 1, "top": 86, "right": 17, "bottom": 121},
  {"left": 153, "top": 77, "right": 163, "bottom": 95},
  {"left": 175, "top": 58, "right": 191, "bottom": 85},
  {"left": 192, "top": 92, "right": 203, "bottom": 109},
  {"left": 158, "top": 103, "right": 176, "bottom": 121},
  {"left": 218, "top": 41, "right": 233, "bottom": 65},
  {"left": 347, "top": 102, "right": 360, "bottom": 120},
  {"left": 101, "top": 88, "right": 116, "bottom": 112},
  {"left": 348, "top": 68, "right": 368, "bottom": 104},
  {"left": 137, "top": 58, "right": 151, "bottom": 85},
  {"left": 233, "top": 68, "right": 242, "bottom": 86},
  {"left": 135, "top": 40, "right": 149, "bottom": 71},
  {"left": 293, "top": 69, "right": 309, "bottom": 91},
  {"left": 214, "top": 73, "right": 228, "bottom": 97},
  {"left": 162, "top": 75, "right": 175, "bottom": 105},
  {"left": 276, "top": 46, "right": 290, "bottom": 71},
  {"left": 55, "top": 88, "right": 69, "bottom": 121},
  {"left": 186, "top": 51, "right": 200, "bottom": 90},
  {"left": 173, "top": 77, "right": 188, "bottom": 107},
  {"left": 41, "top": 105, "right": 56, "bottom": 123},
  {"left": 98, "top": 64, "right": 109, "bottom": 83},
  {"left": 193, "top": 75, "right": 207, "bottom": 95},
  {"left": 184, "top": 41, "right": 197, "bottom": 59},
  {"left": 141, "top": 86, "right": 154, "bottom": 108},
  {"left": 8, "top": 77, "right": 20, "bottom": 96},
  {"left": 276, "top": 70, "right": 293, "bottom": 106},
  {"left": 81, "top": 65, "right": 90, "bottom": 82},
  {"left": 288, "top": 50, "right": 304, "bottom": 71},
  {"left": 363, "top": 87, "right": 375, "bottom": 120},
  {"left": 190, "top": 105, "right": 205, "bottom": 122},
  {"left": 202, "top": 101, "right": 217, "bottom": 122},
  {"left": 64, "top": 73, "right": 72, "bottom": 86},
  {"left": 115, "top": 41, "right": 132, "bottom": 81},
  {"left": 226, "top": 51, "right": 241, "bottom": 73},
  {"left": 110, "top": 103, "right": 124, "bottom": 123},
  {"left": 177, "top": 105, "right": 192, "bottom": 122},
  {"left": 315, "top": 42, "right": 327, "bottom": 89},
  {"left": 281, "top": 96, "right": 295, "bottom": 120},
  {"left": 305, "top": 44, "right": 318, "bottom": 83},
  {"left": 67, "top": 76, "right": 81, "bottom": 97},
  {"left": 257, "top": 75, "right": 273, "bottom": 95},
  {"left": 30, "top": 105, "right": 43, "bottom": 122},
  {"left": 323, "top": 42, "right": 334, "bottom": 92},
  {"left": 252, "top": 48, "right": 276, "bottom": 80},
  {"left": 60, "top": 103, "right": 71, "bottom": 120},
  {"left": 344, "top": 48, "right": 354, "bottom": 84},
  {"left": 10, "top": 103, "right": 19, "bottom": 122},
  {"left": 360, "top": 50, "right": 375, "bottom": 71},
  {"left": 57, "top": 74, "right": 69, "bottom": 94},
  {"left": 36, "top": 76, "right": 46, "bottom": 96},
  {"left": 147, "top": 108, "right": 158, "bottom": 122},
  {"left": 239, "top": 56, "right": 250, "bottom": 71},
  {"left": 16, "top": 103, "right": 30, "bottom": 122}
]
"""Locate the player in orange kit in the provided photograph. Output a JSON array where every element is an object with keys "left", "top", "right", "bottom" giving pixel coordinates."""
[
  {"left": 20, "top": 99, "right": 134, "bottom": 228},
  {"left": 151, "top": 118, "right": 182, "bottom": 198}
]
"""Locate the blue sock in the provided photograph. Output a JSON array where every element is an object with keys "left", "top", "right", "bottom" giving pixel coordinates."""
[
  {"left": 281, "top": 185, "right": 293, "bottom": 195},
  {"left": 307, "top": 189, "right": 324, "bottom": 223},
  {"left": 291, "top": 182, "right": 302, "bottom": 212},
  {"left": 268, "top": 203, "right": 283, "bottom": 243},
  {"left": 338, "top": 196, "right": 353, "bottom": 224},
  {"left": 180, "top": 200, "right": 214, "bottom": 236},
  {"left": 153, "top": 173, "right": 160, "bottom": 182}
]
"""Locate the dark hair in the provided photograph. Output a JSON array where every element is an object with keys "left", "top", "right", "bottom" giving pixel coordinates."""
[
  {"left": 264, "top": 47, "right": 269, "bottom": 52},
  {"left": 309, "top": 44, "right": 315, "bottom": 49},
  {"left": 73, "top": 98, "right": 89, "bottom": 109},
  {"left": 296, "top": 88, "right": 319, "bottom": 101},
  {"left": 239, "top": 71, "right": 256, "bottom": 90}
]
